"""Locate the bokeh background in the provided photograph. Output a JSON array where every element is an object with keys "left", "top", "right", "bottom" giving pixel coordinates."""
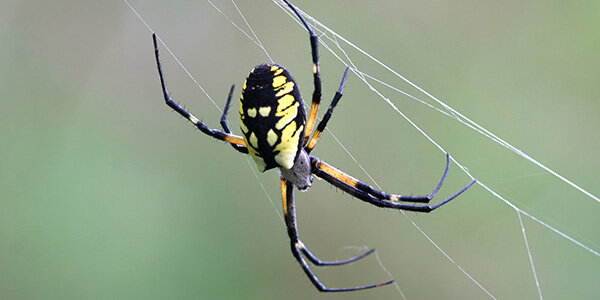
[{"left": 1, "top": 0, "right": 599, "bottom": 299}]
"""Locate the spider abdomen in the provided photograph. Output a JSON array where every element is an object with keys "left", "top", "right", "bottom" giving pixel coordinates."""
[{"left": 240, "top": 64, "right": 306, "bottom": 172}]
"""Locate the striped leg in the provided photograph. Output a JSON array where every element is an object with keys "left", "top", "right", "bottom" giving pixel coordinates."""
[
  {"left": 281, "top": 179, "right": 393, "bottom": 292},
  {"left": 282, "top": 0, "right": 322, "bottom": 144},
  {"left": 305, "top": 67, "right": 349, "bottom": 153},
  {"left": 311, "top": 155, "right": 477, "bottom": 211},
  {"left": 153, "top": 33, "right": 247, "bottom": 149}
]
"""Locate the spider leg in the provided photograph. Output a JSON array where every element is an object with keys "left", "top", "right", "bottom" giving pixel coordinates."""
[
  {"left": 219, "top": 84, "right": 249, "bottom": 154},
  {"left": 299, "top": 243, "right": 375, "bottom": 266},
  {"left": 311, "top": 156, "right": 477, "bottom": 212},
  {"left": 282, "top": 0, "right": 322, "bottom": 144},
  {"left": 152, "top": 33, "right": 247, "bottom": 150},
  {"left": 279, "top": 177, "right": 373, "bottom": 266},
  {"left": 281, "top": 179, "right": 394, "bottom": 292},
  {"left": 344, "top": 153, "right": 465, "bottom": 203},
  {"left": 305, "top": 67, "right": 349, "bottom": 154}
]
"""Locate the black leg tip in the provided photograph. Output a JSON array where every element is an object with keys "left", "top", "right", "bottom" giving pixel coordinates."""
[
  {"left": 152, "top": 32, "right": 158, "bottom": 49},
  {"left": 337, "top": 66, "right": 350, "bottom": 93},
  {"left": 378, "top": 279, "right": 395, "bottom": 288},
  {"left": 467, "top": 179, "right": 477, "bottom": 188}
]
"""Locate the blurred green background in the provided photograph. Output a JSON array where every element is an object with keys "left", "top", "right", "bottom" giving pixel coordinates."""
[{"left": 1, "top": 0, "right": 599, "bottom": 299}]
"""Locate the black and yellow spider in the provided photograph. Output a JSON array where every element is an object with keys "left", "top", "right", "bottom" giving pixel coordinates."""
[{"left": 152, "top": 0, "right": 476, "bottom": 292}]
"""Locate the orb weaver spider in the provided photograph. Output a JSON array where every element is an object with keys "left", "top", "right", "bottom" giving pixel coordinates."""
[{"left": 152, "top": 0, "right": 476, "bottom": 292}]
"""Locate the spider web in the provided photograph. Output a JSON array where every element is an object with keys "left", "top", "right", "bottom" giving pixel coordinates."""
[{"left": 122, "top": 0, "right": 599, "bottom": 298}]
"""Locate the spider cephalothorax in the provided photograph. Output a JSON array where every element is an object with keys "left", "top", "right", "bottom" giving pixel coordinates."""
[{"left": 152, "top": 0, "right": 476, "bottom": 292}]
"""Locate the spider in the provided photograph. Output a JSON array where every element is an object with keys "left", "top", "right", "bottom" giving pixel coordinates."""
[{"left": 152, "top": 0, "right": 476, "bottom": 293}]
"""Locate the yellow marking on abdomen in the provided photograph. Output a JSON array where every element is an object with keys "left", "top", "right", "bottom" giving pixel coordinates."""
[
  {"left": 275, "top": 81, "right": 294, "bottom": 97},
  {"left": 240, "top": 120, "right": 248, "bottom": 133},
  {"left": 275, "top": 102, "right": 298, "bottom": 130},
  {"left": 189, "top": 116, "right": 199, "bottom": 125},
  {"left": 270, "top": 64, "right": 284, "bottom": 75},
  {"left": 267, "top": 129, "right": 278, "bottom": 146},
  {"left": 249, "top": 132, "right": 259, "bottom": 148},
  {"left": 278, "top": 121, "right": 297, "bottom": 144},
  {"left": 243, "top": 130, "right": 265, "bottom": 172},
  {"left": 277, "top": 94, "right": 295, "bottom": 113},
  {"left": 272, "top": 75, "right": 287, "bottom": 88},
  {"left": 247, "top": 108, "right": 257, "bottom": 118},
  {"left": 274, "top": 123, "right": 303, "bottom": 169},
  {"left": 259, "top": 106, "right": 271, "bottom": 117}
]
